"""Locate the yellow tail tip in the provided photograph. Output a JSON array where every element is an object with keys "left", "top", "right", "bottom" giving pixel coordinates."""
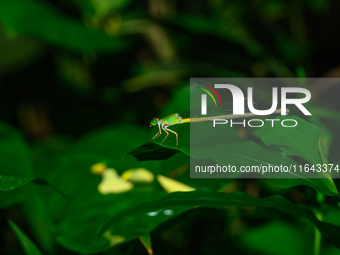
[{"left": 276, "top": 108, "right": 290, "bottom": 115}]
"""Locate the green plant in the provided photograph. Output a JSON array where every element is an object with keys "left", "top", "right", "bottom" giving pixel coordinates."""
[{"left": 1, "top": 0, "right": 340, "bottom": 254}]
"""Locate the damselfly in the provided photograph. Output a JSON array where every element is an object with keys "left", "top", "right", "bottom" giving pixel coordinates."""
[{"left": 150, "top": 101, "right": 289, "bottom": 146}]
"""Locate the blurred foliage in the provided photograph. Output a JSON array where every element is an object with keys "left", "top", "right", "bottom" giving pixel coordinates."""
[
  {"left": 8, "top": 220, "right": 43, "bottom": 255},
  {"left": 1, "top": 0, "right": 340, "bottom": 254}
]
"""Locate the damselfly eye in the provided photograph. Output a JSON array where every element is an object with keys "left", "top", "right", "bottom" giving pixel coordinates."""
[{"left": 150, "top": 119, "right": 158, "bottom": 126}]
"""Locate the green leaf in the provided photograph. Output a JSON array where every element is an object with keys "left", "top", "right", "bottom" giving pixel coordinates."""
[
  {"left": 240, "top": 221, "right": 311, "bottom": 255},
  {"left": 40, "top": 126, "right": 168, "bottom": 253},
  {"left": 0, "top": 121, "right": 34, "bottom": 176},
  {"left": 8, "top": 220, "right": 43, "bottom": 255},
  {"left": 0, "top": 174, "right": 67, "bottom": 198},
  {"left": 0, "top": 121, "right": 35, "bottom": 207},
  {"left": 128, "top": 142, "right": 180, "bottom": 161},
  {"left": 310, "top": 106, "right": 340, "bottom": 121},
  {"left": 55, "top": 189, "right": 166, "bottom": 254},
  {"left": 0, "top": 0, "right": 126, "bottom": 54},
  {"left": 254, "top": 115, "right": 338, "bottom": 194},
  {"left": 254, "top": 115, "right": 321, "bottom": 165},
  {"left": 44, "top": 125, "right": 337, "bottom": 253},
  {"left": 128, "top": 141, "right": 340, "bottom": 198},
  {"left": 99, "top": 190, "right": 340, "bottom": 249},
  {"left": 139, "top": 234, "right": 153, "bottom": 255},
  {"left": 0, "top": 174, "right": 37, "bottom": 192}
]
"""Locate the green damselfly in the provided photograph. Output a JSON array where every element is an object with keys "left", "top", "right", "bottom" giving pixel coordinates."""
[{"left": 150, "top": 101, "right": 289, "bottom": 146}]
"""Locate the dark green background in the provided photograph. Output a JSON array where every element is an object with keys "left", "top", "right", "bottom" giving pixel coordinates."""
[{"left": 1, "top": 0, "right": 340, "bottom": 255}]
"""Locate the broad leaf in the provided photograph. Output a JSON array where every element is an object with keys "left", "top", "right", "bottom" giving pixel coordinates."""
[
  {"left": 254, "top": 116, "right": 322, "bottom": 165},
  {"left": 100, "top": 190, "right": 340, "bottom": 249},
  {"left": 0, "top": 121, "right": 34, "bottom": 176},
  {"left": 0, "top": 121, "right": 34, "bottom": 207},
  {"left": 239, "top": 221, "right": 312, "bottom": 255},
  {"left": 254, "top": 115, "right": 338, "bottom": 194},
  {"left": 0, "top": 174, "right": 66, "bottom": 198},
  {"left": 8, "top": 220, "right": 43, "bottom": 255},
  {"left": 128, "top": 142, "right": 180, "bottom": 161},
  {"left": 41, "top": 126, "right": 168, "bottom": 253},
  {"left": 128, "top": 142, "right": 340, "bottom": 198},
  {"left": 55, "top": 188, "right": 167, "bottom": 254}
]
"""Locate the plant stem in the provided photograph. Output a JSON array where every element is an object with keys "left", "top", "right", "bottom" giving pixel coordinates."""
[
  {"left": 314, "top": 210, "right": 322, "bottom": 255},
  {"left": 314, "top": 192, "right": 324, "bottom": 255}
]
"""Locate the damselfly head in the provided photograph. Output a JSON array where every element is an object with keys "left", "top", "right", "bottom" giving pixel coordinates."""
[{"left": 150, "top": 118, "right": 159, "bottom": 127}]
